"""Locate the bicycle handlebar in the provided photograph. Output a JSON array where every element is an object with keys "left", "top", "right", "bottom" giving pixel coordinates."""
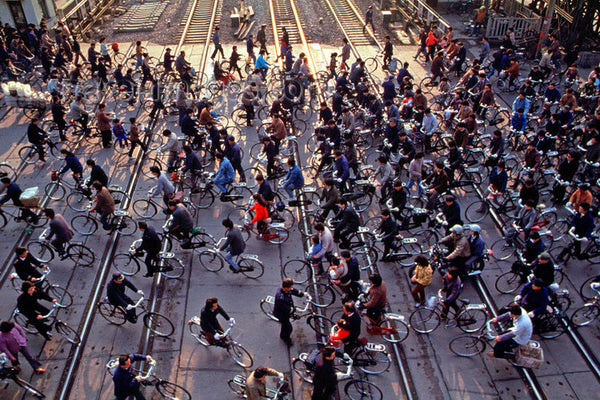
[{"left": 126, "top": 296, "right": 145, "bottom": 311}]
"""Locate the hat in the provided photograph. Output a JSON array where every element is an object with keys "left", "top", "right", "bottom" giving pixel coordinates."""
[
  {"left": 470, "top": 224, "right": 481, "bottom": 233},
  {"left": 445, "top": 195, "right": 455, "bottom": 202},
  {"left": 113, "top": 272, "right": 124, "bottom": 282},
  {"left": 450, "top": 225, "right": 463, "bottom": 234},
  {"left": 538, "top": 252, "right": 551, "bottom": 260}
]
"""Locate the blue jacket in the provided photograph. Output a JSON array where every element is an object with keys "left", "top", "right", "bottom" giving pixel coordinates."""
[
  {"left": 382, "top": 80, "right": 395, "bottom": 101},
  {"left": 335, "top": 155, "right": 349, "bottom": 182},
  {"left": 511, "top": 113, "right": 527, "bottom": 131},
  {"left": 60, "top": 155, "right": 83, "bottom": 174},
  {"left": 285, "top": 164, "right": 304, "bottom": 189},
  {"left": 572, "top": 212, "right": 594, "bottom": 238},
  {"left": 182, "top": 151, "right": 202, "bottom": 173},
  {"left": 113, "top": 354, "right": 147, "bottom": 398},
  {"left": 519, "top": 282, "right": 549, "bottom": 316},
  {"left": 181, "top": 114, "right": 197, "bottom": 136},
  {"left": 225, "top": 142, "right": 243, "bottom": 166},
  {"left": 512, "top": 97, "right": 530, "bottom": 114},
  {"left": 544, "top": 87, "right": 561, "bottom": 102},
  {"left": 489, "top": 167, "right": 508, "bottom": 193},
  {"left": 0, "top": 182, "right": 22, "bottom": 205},
  {"left": 255, "top": 55, "right": 270, "bottom": 69},
  {"left": 469, "top": 236, "right": 486, "bottom": 258},
  {"left": 215, "top": 157, "right": 235, "bottom": 183}
]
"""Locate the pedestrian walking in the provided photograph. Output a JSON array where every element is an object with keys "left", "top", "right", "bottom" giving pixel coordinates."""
[
  {"left": 0, "top": 321, "right": 45, "bottom": 374},
  {"left": 273, "top": 278, "right": 305, "bottom": 346},
  {"left": 210, "top": 26, "right": 224, "bottom": 60},
  {"left": 363, "top": 5, "right": 374, "bottom": 33}
]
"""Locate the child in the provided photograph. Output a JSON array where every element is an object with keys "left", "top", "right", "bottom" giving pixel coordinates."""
[
  {"left": 112, "top": 118, "right": 128, "bottom": 150},
  {"left": 329, "top": 318, "right": 351, "bottom": 351},
  {"left": 309, "top": 235, "right": 323, "bottom": 275}
]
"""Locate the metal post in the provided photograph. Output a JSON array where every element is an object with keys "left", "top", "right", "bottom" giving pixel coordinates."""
[{"left": 536, "top": 0, "right": 556, "bottom": 56}]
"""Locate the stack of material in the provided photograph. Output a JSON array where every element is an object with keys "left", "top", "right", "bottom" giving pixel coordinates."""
[{"left": 113, "top": 0, "right": 170, "bottom": 33}]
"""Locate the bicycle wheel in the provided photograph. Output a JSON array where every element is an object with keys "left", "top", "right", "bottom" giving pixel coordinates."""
[
  {"left": 364, "top": 57, "right": 378, "bottom": 74},
  {"left": 227, "top": 376, "right": 246, "bottom": 397},
  {"left": 239, "top": 257, "right": 264, "bottom": 279},
  {"left": 536, "top": 314, "right": 565, "bottom": 339},
  {"left": 409, "top": 307, "right": 440, "bottom": 334},
  {"left": 413, "top": 229, "right": 440, "bottom": 250},
  {"left": 71, "top": 215, "right": 97, "bottom": 235},
  {"left": 490, "top": 238, "right": 516, "bottom": 261},
  {"left": 0, "top": 163, "right": 16, "bottom": 181},
  {"left": 266, "top": 226, "right": 289, "bottom": 244},
  {"left": 353, "top": 347, "right": 390, "bottom": 375},
  {"left": 344, "top": 379, "right": 383, "bottom": 400},
  {"left": 26, "top": 241, "right": 53, "bottom": 263},
  {"left": 465, "top": 200, "right": 488, "bottom": 223},
  {"left": 198, "top": 250, "right": 224, "bottom": 272},
  {"left": 188, "top": 321, "right": 210, "bottom": 346},
  {"left": 143, "top": 312, "right": 175, "bottom": 337},
  {"left": 113, "top": 215, "right": 137, "bottom": 236},
  {"left": 571, "top": 304, "right": 600, "bottom": 327},
  {"left": 228, "top": 342, "right": 254, "bottom": 368},
  {"left": 397, "top": 242, "right": 423, "bottom": 267},
  {"left": 132, "top": 199, "right": 158, "bottom": 219},
  {"left": 19, "top": 146, "right": 40, "bottom": 164},
  {"left": 47, "top": 285, "right": 73, "bottom": 308},
  {"left": 110, "top": 189, "right": 130, "bottom": 209},
  {"left": 44, "top": 182, "right": 66, "bottom": 201},
  {"left": 68, "top": 243, "right": 95, "bottom": 267},
  {"left": 495, "top": 271, "right": 523, "bottom": 294},
  {"left": 113, "top": 253, "right": 141, "bottom": 275},
  {"left": 55, "top": 321, "right": 80, "bottom": 344},
  {"left": 13, "top": 312, "right": 36, "bottom": 333},
  {"left": 457, "top": 308, "right": 487, "bottom": 333},
  {"left": 161, "top": 258, "right": 185, "bottom": 279},
  {"left": 306, "top": 314, "right": 334, "bottom": 335},
  {"left": 66, "top": 191, "right": 90, "bottom": 212},
  {"left": 230, "top": 185, "right": 252, "bottom": 207},
  {"left": 192, "top": 188, "right": 215, "bottom": 209},
  {"left": 11, "top": 375, "right": 46, "bottom": 399},
  {"left": 305, "top": 282, "right": 336, "bottom": 308},
  {"left": 379, "top": 316, "right": 410, "bottom": 343},
  {"left": 271, "top": 208, "right": 295, "bottom": 229},
  {"left": 449, "top": 334, "right": 486, "bottom": 357},
  {"left": 259, "top": 298, "right": 278, "bottom": 321},
  {"left": 156, "top": 381, "right": 192, "bottom": 400},
  {"left": 580, "top": 276, "right": 600, "bottom": 301},
  {"left": 98, "top": 301, "right": 128, "bottom": 325},
  {"left": 282, "top": 259, "right": 313, "bottom": 284}
]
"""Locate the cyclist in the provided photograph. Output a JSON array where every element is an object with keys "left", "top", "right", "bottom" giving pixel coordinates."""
[
  {"left": 181, "top": 145, "right": 202, "bottom": 193},
  {"left": 26, "top": 117, "right": 48, "bottom": 162},
  {"left": 149, "top": 166, "right": 175, "bottom": 213},
  {"left": 0, "top": 178, "right": 39, "bottom": 223},
  {"left": 107, "top": 272, "right": 143, "bottom": 323},
  {"left": 17, "top": 281, "right": 57, "bottom": 340},
  {"left": 57, "top": 149, "right": 83, "bottom": 186},
  {"left": 313, "top": 222, "right": 335, "bottom": 266},
  {"left": 136, "top": 221, "right": 162, "bottom": 277},
  {"left": 247, "top": 194, "right": 270, "bottom": 235},
  {"left": 224, "top": 136, "right": 246, "bottom": 183},
  {"left": 197, "top": 297, "right": 234, "bottom": 347},
  {"left": 359, "top": 273, "right": 388, "bottom": 323},
  {"left": 255, "top": 174, "right": 275, "bottom": 203},
  {"left": 273, "top": 278, "right": 305, "bottom": 346},
  {"left": 158, "top": 129, "right": 180, "bottom": 172},
  {"left": 530, "top": 252, "right": 555, "bottom": 288},
  {"left": 333, "top": 199, "right": 359, "bottom": 250},
  {"left": 43, "top": 208, "right": 73, "bottom": 258},
  {"left": 439, "top": 267, "right": 463, "bottom": 320},
  {"left": 441, "top": 195, "right": 463, "bottom": 233},
  {"left": 465, "top": 224, "right": 486, "bottom": 273},
  {"left": 220, "top": 218, "right": 246, "bottom": 273},
  {"left": 341, "top": 301, "right": 361, "bottom": 355},
  {"left": 424, "top": 161, "right": 449, "bottom": 211},
  {"left": 319, "top": 178, "right": 340, "bottom": 220},
  {"left": 85, "top": 159, "right": 108, "bottom": 195},
  {"left": 488, "top": 304, "right": 532, "bottom": 359},
  {"left": 283, "top": 158, "right": 304, "bottom": 203},
  {"left": 514, "top": 278, "right": 549, "bottom": 320},
  {"left": 213, "top": 153, "right": 235, "bottom": 197},
  {"left": 245, "top": 367, "right": 285, "bottom": 400},
  {"left": 439, "top": 225, "right": 471, "bottom": 273},
  {"left": 68, "top": 94, "right": 89, "bottom": 132},
  {"left": 13, "top": 246, "right": 48, "bottom": 284},
  {"left": 379, "top": 208, "right": 399, "bottom": 261},
  {"left": 113, "top": 353, "right": 152, "bottom": 400},
  {"left": 166, "top": 201, "right": 194, "bottom": 247},
  {"left": 91, "top": 181, "right": 116, "bottom": 232}
]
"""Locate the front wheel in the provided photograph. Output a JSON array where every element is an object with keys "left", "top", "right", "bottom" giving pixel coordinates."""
[
  {"left": 98, "top": 302, "right": 128, "bottom": 325},
  {"left": 228, "top": 342, "right": 254, "bottom": 368},
  {"left": 305, "top": 282, "right": 336, "bottom": 308},
  {"left": 490, "top": 238, "right": 516, "bottom": 261},
  {"left": 409, "top": 307, "right": 440, "bottom": 334},
  {"left": 282, "top": 259, "right": 312, "bottom": 284},
  {"left": 47, "top": 285, "right": 73, "bottom": 308},
  {"left": 306, "top": 315, "right": 334, "bottom": 335},
  {"left": 449, "top": 334, "right": 486, "bottom": 357},
  {"left": 571, "top": 304, "right": 600, "bottom": 327},
  {"left": 495, "top": 271, "right": 523, "bottom": 294},
  {"left": 67, "top": 244, "right": 95, "bottom": 267},
  {"left": 55, "top": 321, "right": 80, "bottom": 344},
  {"left": 259, "top": 298, "right": 278, "bottom": 321},
  {"left": 160, "top": 258, "right": 185, "bottom": 279},
  {"left": 198, "top": 250, "right": 224, "bottom": 272},
  {"left": 188, "top": 322, "right": 210, "bottom": 346},
  {"left": 143, "top": 312, "right": 175, "bottom": 337},
  {"left": 465, "top": 200, "right": 488, "bottom": 223},
  {"left": 66, "top": 191, "right": 90, "bottom": 212},
  {"left": 457, "top": 308, "right": 487, "bottom": 333},
  {"left": 239, "top": 258, "right": 264, "bottom": 279},
  {"left": 71, "top": 215, "right": 98, "bottom": 235},
  {"left": 113, "top": 254, "right": 141, "bottom": 276},
  {"left": 156, "top": 381, "right": 192, "bottom": 400},
  {"left": 344, "top": 379, "right": 383, "bottom": 400},
  {"left": 379, "top": 316, "right": 410, "bottom": 343},
  {"left": 11, "top": 375, "right": 46, "bottom": 399},
  {"left": 113, "top": 215, "right": 137, "bottom": 236},
  {"left": 44, "top": 182, "right": 66, "bottom": 201},
  {"left": 353, "top": 348, "right": 391, "bottom": 375},
  {"left": 132, "top": 199, "right": 158, "bottom": 219}
]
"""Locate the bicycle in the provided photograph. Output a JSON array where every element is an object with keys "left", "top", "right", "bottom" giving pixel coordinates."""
[
  {"left": 571, "top": 282, "right": 600, "bottom": 327},
  {"left": 494, "top": 255, "right": 565, "bottom": 294},
  {"left": 489, "top": 223, "right": 554, "bottom": 261},
  {"left": 363, "top": 50, "right": 401, "bottom": 74},
  {"left": 112, "top": 238, "right": 185, "bottom": 279},
  {"left": 0, "top": 204, "right": 47, "bottom": 230},
  {"left": 25, "top": 227, "right": 95, "bottom": 267},
  {"left": 44, "top": 171, "right": 86, "bottom": 202},
  {"left": 552, "top": 228, "right": 600, "bottom": 265},
  {"left": 187, "top": 171, "right": 252, "bottom": 209},
  {"left": 18, "top": 138, "right": 64, "bottom": 164},
  {"left": 197, "top": 237, "right": 265, "bottom": 279},
  {"left": 188, "top": 318, "right": 253, "bottom": 368},
  {"left": 409, "top": 291, "right": 488, "bottom": 334},
  {"left": 292, "top": 349, "right": 383, "bottom": 400},
  {"left": 9, "top": 267, "right": 73, "bottom": 307},
  {"left": 70, "top": 202, "right": 136, "bottom": 236},
  {"left": 98, "top": 295, "right": 175, "bottom": 337},
  {"left": 229, "top": 374, "right": 290, "bottom": 399},
  {"left": 260, "top": 293, "right": 335, "bottom": 336},
  {"left": 65, "top": 182, "right": 129, "bottom": 213},
  {"left": 12, "top": 304, "right": 80, "bottom": 344},
  {"left": 449, "top": 320, "right": 543, "bottom": 368},
  {"left": 105, "top": 356, "right": 191, "bottom": 400},
  {"left": 0, "top": 353, "right": 45, "bottom": 398}
]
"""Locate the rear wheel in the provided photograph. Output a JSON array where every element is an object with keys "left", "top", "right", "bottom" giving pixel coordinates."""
[
  {"left": 292, "top": 357, "right": 314, "bottom": 384},
  {"left": 113, "top": 254, "right": 140, "bottom": 276},
  {"left": 259, "top": 298, "right": 278, "bottom": 321},
  {"left": 266, "top": 226, "right": 289, "bottom": 244},
  {"left": 305, "top": 282, "right": 336, "bottom": 308},
  {"left": 12, "top": 375, "right": 46, "bottom": 398},
  {"left": 156, "top": 381, "right": 192, "bottom": 400},
  {"left": 71, "top": 215, "right": 97, "bottom": 235},
  {"left": 379, "top": 316, "right": 410, "bottom": 343},
  {"left": 188, "top": 322, "right": 210, "bottom": 346},
  {"left": 306, "top": 315, "right": 334, "bottom": 335},
  {"left": 239, "top": 258, "right": 264, "bottom": 279},
  {"left": 282, "top": 259, "right": 312, "bottom": 284},
  {"left": 409, "top": 307, "right": 440, "bottom": 334},
  {"left": 160, "top": 258, "right": 185, "bottom": 279},
  {"left": 495, "top": 271, "right": 523, "bottom": 294},
  {"left": 536, "top": 313, "right": 565, "bottom": 339},
  {"left": 353, "top": 348, "right": 390, "bottom": 375},
  {"left": 55, "top": 321, "right": 80, "bottom": 344},
  {"left": 571, "top": 305, "right": 600, "bottom": 327},
  {"left": 344, "top": 379, "right": 383, "bottom": 400},
  {"left": 143, "top": 312, "right": 175, "bottom": 337},
  {"left": 580, "top": 276, "right": 600, "bottom": 301},
  {"left": 228, "top": 342, "right": 254, "bottom": 368},
  {"left": 457, "top": 308, "right": 487, "bottom": 333},
  {"left": 48, "top": 285, "right": 73, "bottom": 308},
  {"left": 98, "top": 302, "right": 128, "bottom": 325},
  {"left": 19, "top": 146, "right": 40, "bottom": 164},
  {"left": 449, "top": 334, "right": 485, "bottom": 357},
  {"left": 68, "top": 244, "right": 95, "bottom": 267},
  {"left": 465, "top": 200, "right": 488, "bottom": 223}
]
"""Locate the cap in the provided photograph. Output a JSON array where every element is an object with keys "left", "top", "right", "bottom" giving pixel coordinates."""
[
  {"left": 470, "top": 224, "right": 481, "bottom": 233},
  {"left": 538, "top": 252, "right": 551, "bottom": 260},
  {"left": 450, "top": 225, "right": 463, "bottom": 234},
  {"left": 445, "top": 195, "right": 455, "bottom": 202},
  {"left": 113, "top": 272, "right": 124, "bottom": 282}
]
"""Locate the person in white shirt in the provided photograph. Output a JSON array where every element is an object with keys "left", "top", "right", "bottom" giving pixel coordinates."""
[{"left": 488, "top": 305, "right": 532, "bottom": 359}]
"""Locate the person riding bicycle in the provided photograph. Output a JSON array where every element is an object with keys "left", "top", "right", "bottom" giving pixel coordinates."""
[
  {"left": 198, "top": 297, "right": 234, "bottom": 346},
  {"left": 247, "top": 194, "right": 270, "bottom": 235},
  {"left": 92, "top": 181, "right": 115, "bottom": 232},
  {"left": 331, "top": 252, "right": 361, "bottom": 302},
  {"left": 245, "top": 367, "right": 286, "bottom": 400},
  {"left": 13, "top": 246, "right": 48, "bottom": 285},
  {"left": 359, "top": 273, "right": 388, "bottom": 323},
  {"left": 464, "top": 225, "right": 486, "bottom": 273},
  {"left": 341, "top": 301, "right": 362, "bottom": 356},
  {"left": 181, "top": 145, "right": 202, "bottom": 193},
  {"left": 487, "top": 304, "right": 533, "bottom": 359},
  {"left": 439, "top": 225, "right": 471, "bottom": 274},
  {"left": 57, "top": 149, "right": 83, "bottom": 186},
  {"left": 333, "top": 199, "right": 359, "bottom": 250},
  {"left": 220, "top": 218, "right": 246, "bottom": 273},
  {"left": 570, "top": 202, "right": 595, "bottom": 258},
  {"left": 441, "top": 195, "right": 463, "bottom": 233},
  {"left": 514, "top": 279, "right": 549, "bottom": 321},
  {"left": 107, "top": 272, "right": 143, "bottom": 324},
  {"left": 85, "top": 159, "right": 108, "bottom": 196},
  {"left": 329, "top": 318, "right": 351, "bottom": 351},
  {"left": 149, "top": 166, "right": 175, "bottom": 213},
  {"left": 439, "top": 267, "right": 463, "bottom": 320},
  {"left": 26, "top": 117, "right": 48, "bottom": 162},
  {"left": 274, "top": 278, "right": 305, "bottom": 346},
  {"left": 136, "top": 222, "right": 162, "bottom": 277},
  {"left": 43, "top": 208, "right": 73, "bottom": 258},
  {"left": 17, "top": 281, "right": 56, "bottom": 340},
  {"left": 68, "top": 94, "right": 89, "bottom": 132},
  {"left": 0, "top": 178, "right": 39, "bottom": 223},
  {"left": 530, "top": 252, "right": 555, "bottom": 288},
  {"left": 424, "top": 161, "right": 449, "bottom": 211},
  {"left": 113, "top": 353, "right": 152, "bottom": 400},
  {"left": 166, "top": 201, "right": 194, "bottom": 247},
  {"left": 283, "top": 158, "right": 304, "bottom": 203},
  {"left": 512, "top": 199, "right": 537, "bottom": 239},
  {"left": 214, "top": 153, "right": 235, "bottom": 197}
]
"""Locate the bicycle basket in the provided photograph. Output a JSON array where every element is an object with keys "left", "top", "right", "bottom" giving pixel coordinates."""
[{"left": 515, "top": 341, "right": 543, "bottom": 369}]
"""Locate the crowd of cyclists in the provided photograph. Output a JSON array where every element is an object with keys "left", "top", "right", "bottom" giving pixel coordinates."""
[{"left": 1, "top": 5, "right": 600, "bottom": 398}]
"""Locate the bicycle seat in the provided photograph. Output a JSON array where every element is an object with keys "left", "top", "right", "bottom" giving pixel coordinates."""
[
  {"left": 113, "top": 210, "right": 128, "bottom": 217},
  {"left": 159, "top": 251, "right": 175, "bottom": 259},
  {"left": 459, "top": 299, "right": 470, "bottom": 305}
]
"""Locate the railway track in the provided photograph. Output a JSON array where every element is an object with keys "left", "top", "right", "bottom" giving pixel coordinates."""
[
  {"left": 322, "top": 0, "right": 380, "bottom": 46},
  {"left": 270, "top": 0, "right": 303, "bottom": 45},
  {"left": 179, "top": 0, "right": 223, "bottom": 45}
]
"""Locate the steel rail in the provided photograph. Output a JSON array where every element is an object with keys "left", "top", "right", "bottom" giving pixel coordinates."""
[{"left": 175, "top": 0, "right": 200, "bottom": 55}]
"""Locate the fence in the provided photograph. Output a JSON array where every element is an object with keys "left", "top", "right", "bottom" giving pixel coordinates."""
[
  {"left": 407, "top": 0, "right": 452, "bottom": 35},
  {"left": 485, "top": 16, "right": 541, "bottom": 41}
]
